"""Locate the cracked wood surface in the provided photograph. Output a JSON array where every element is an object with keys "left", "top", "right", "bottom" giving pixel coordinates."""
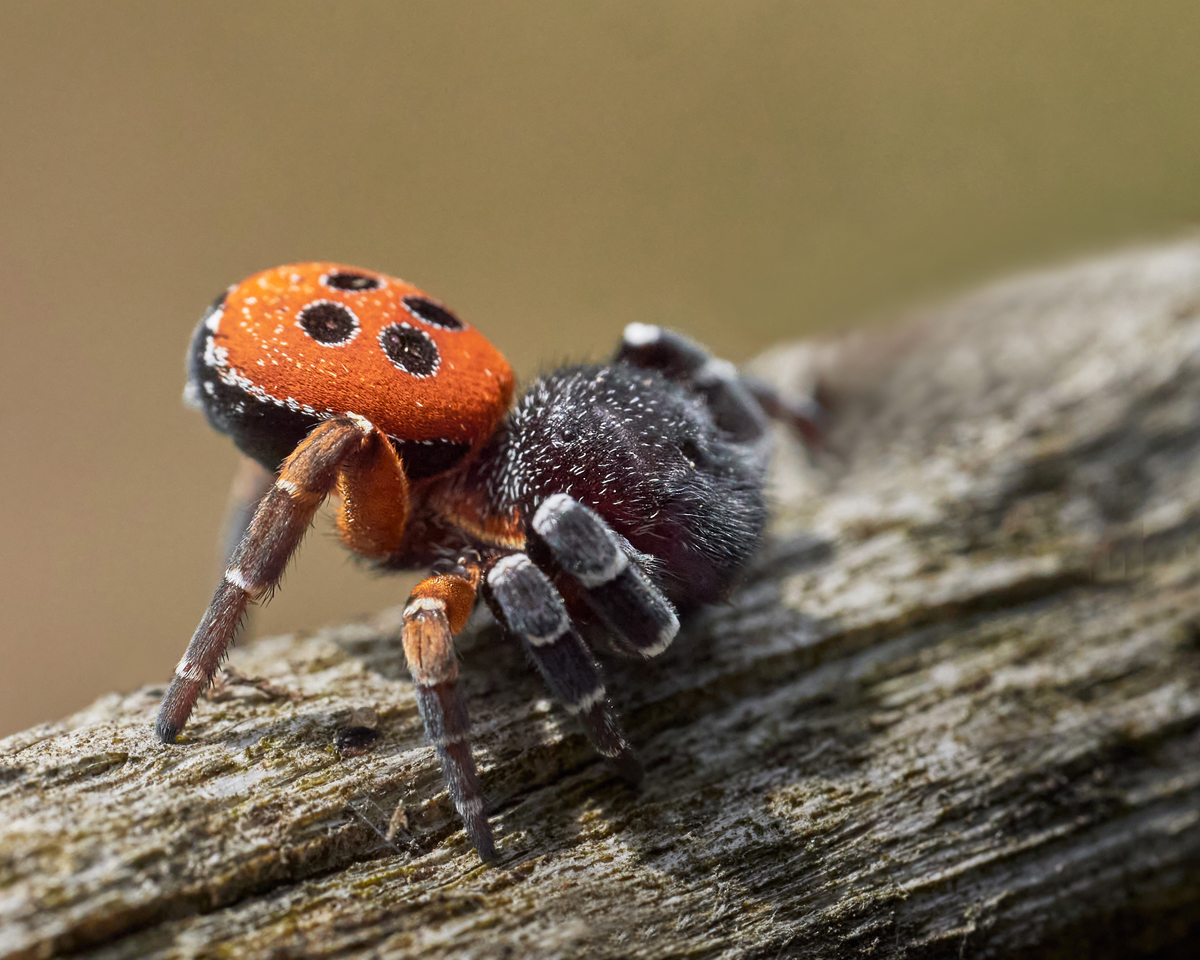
[{"left": 4, "top": 242, "right": 1200, "bottom": 959}]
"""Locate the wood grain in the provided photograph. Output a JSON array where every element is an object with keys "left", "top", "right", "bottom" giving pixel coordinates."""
[{"left": 5, "top": 242, "right": 1200, "bottom": 959}]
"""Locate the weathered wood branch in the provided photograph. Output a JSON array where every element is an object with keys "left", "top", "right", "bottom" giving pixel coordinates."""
[{"left": 5, "top": 242, "right": 1200, "bottom": 959}]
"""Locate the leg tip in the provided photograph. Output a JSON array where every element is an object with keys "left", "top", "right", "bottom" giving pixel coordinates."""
[
  {"left": 154, "top": 716, "right": 180, "bottom": 744},
  {"left": 475, "top": 835, "right": 498, "bottom": 863},
  {"left": 468, "top": 820, "right": 498, "bottom": 863}
]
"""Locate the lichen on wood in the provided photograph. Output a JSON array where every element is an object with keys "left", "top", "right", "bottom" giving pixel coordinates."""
[{"left": 4, "top": 242, "right": 1200, "bottom": 959}]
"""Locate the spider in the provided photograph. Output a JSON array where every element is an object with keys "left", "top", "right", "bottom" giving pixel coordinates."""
[{"left": 158, "top": 262, "right": 819, "bottom": 861}]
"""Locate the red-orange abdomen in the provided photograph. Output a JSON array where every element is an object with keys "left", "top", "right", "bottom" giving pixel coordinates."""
[{"left": 186, "top": 262, "right": 515, "bottom": 478}]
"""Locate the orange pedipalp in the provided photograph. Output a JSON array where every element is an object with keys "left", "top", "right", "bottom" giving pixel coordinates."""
[{"left": 335, "top": 429, "right": 410, "bottom": 561}]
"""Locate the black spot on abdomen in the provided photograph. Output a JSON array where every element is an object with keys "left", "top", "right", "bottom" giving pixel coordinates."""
[
  {"left": 297, "top": 301, "right": 359, "bottom": 345},
  {"left": 322, "top": 270, "right": 382, "bottom": 291},
  {"left": 379, "top": 324, "right": 440, "bottom": 377},
  {"left": 403, "top": 296, "right": 464, "bottom": 330}
]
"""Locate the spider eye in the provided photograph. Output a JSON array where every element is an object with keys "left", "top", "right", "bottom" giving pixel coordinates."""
[
  {"left": 322, "top": 271, "right": 382, "bottom": 292},
  {"left": 402, "top": 296, "right": 464, "bottom": 330},
  {"left": 379, "top": 323, "right": 440, "bottom": 377},
  {"left": 297, "top": 300, "right": 359, "bottom": 345}
]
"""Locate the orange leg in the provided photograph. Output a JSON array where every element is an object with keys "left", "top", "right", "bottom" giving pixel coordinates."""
[
  {"left": 401, "top": 562, "right": 495, "bottom": 860},
  {"left": 157, "top": 416, "right": 407, "bottom": 743}
]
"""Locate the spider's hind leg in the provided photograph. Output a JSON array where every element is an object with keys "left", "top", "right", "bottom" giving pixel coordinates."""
[
  {"left": 530, "top": 493, "right": 678, "bottom": 659},
  {"left": 484, "top": 554, "right": 643, "bottom": 785},
  {"left": 615, "top": 323, "right": 824, "bottom": 446}
]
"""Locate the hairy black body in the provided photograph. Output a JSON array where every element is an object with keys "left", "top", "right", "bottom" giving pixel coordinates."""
[{"left": 463, "top": 362, "right": 768, "bottom": 606}]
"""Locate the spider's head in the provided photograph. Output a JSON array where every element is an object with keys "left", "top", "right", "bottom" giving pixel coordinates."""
[{"left": 184, "top": 262, "right": 514, "bottom": 479}]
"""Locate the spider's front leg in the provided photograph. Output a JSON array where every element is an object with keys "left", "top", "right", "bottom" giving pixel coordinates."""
[
  {"left": 157, "top": 415, "right": 407, "bottom": 743},
  {"left": 401, "top": 564, "right": 495, "bottom": 861},
  {"left": 530, "top": 493, "right": 679, "bottom": 658},
  {"left": 484, "top": 554, "right": 644, "bottom": 785}
]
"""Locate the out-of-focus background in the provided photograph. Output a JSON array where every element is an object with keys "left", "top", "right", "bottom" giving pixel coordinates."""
[{"left": 3, "top": 2, "right": 1200, "bottom": 737}]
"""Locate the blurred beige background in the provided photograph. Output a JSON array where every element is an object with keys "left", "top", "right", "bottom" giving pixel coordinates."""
[{"left": 3, "top": 1, "right": 1200, "bottom": 737}]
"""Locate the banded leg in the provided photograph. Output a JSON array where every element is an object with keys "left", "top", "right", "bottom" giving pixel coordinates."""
[
  {"left": 485, "top": 554, "right": 643, "bottom": 785},
  {"left": 616, "top": 323, "right": 768, "bottom": 442},
  {"left": 616, "top": 323, "right": 823, "bottom": 446},
  {"left": 531, "top": 493, "right": 678, "bottom": 658},
  {"left": 211, "top": 458, "right": 276, "bottom": 650},
  {"left": 401, "top": 564, "right": 496, "bottom": 861},
  {"left": 157, "top": 415, "right": 398, "bottom": 743}
]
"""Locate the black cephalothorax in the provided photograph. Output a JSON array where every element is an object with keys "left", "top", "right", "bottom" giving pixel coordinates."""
[{"left": 463, "top": 359, "right": 769, "bottom": 607}]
